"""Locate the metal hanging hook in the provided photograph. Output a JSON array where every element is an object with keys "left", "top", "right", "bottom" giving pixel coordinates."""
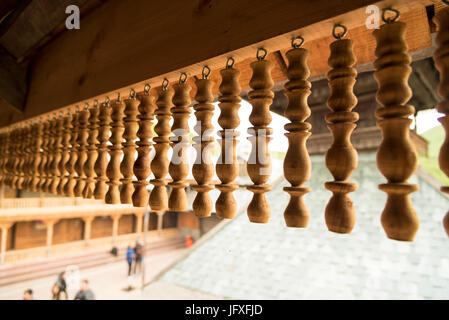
[
  {"left": 226, "top": 57, "right": 235, "bottom": 69},
  {"left": 104, "top": 96, "right": 110, "bottom": 106},
  {"left": 179, "top": 72, "right": 187, "bottom": 84},
  {"left": 202, "top": 66, "right": 211, "bottom": 79},
  {"left": 129, "top": 88, "right": 136, "bottom": 99},
  {"left": 382, "top": 8, "right": 400, "bottom": 23},
  {"left": 162, "top": 78, "right": 169, "bottom": 91},
  {"left": 117, "top": 92, "right": 121, "bottom": 102},
  {"left": 291, "top": 36, "right": 304, "bottom": 48},
  {"left": 332, "top": 24, "right": 348, "bottom": 40},
  {"left": 84, "top": 102, "right": 89, "bottom": 110},
  {"left": 93, "top": 99, "right": 99, "bottom": 108},
  {"left": 256, "top": 47, "right": 268, "bottom": 61},
  {"left": 144, "top": 84, "right": 151, "bottom": 95}
]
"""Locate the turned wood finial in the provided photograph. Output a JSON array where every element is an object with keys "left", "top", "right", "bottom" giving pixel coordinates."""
[
  {"left": 434, "top": 4, "right": 449, "bottom": 237},
  {"left": 57, "top": 113, "right": 72, "bottom": 195},
  {"left": 324, "top": 29, "right": 359, "bottom": 234},
  {"left": 43, "top": 117, "right": 57, "bottom": 193},
  {"left": 38, "top": 119, "right": 51, "bottom": 192},
  {"left": 373, "top": 11, "right": 419, "bottom": 241},
  {"left": 83, "top": 103, "right": 100, "bottom": 198},
  {"left": 149, "top": 80, "right": 174, "bottom": 211},
  {"left": 94, "top": 99, "right": 112, "bottom": 200},
  {"left": 64, "top": 110, "right": 79, "bottom": 197},
  {"left": 247, "top": 48, "right": 274, "bottom": 223},
  {"left": 74, "top": 106, "right": 90, "bottom": 197},
  {"left": 216, "top": 58, "right": 241, "bottom": 219},
  {"left": 133, "top": 85, "right": 156, "bottom": 207},
  {"left": 192, "top": 67, "right": 215, "bottom": 217},
  {"left": 168, "top": 74, "right": 192, "bottom": 212},
  {"left": 283, "top": 37, "right": 312, "bottom": 228},
  {"left": 120, "top": 90, "right": 139, "bottom": 204},
  {"left": 105, "top": 97, "right": 125, "bottom": 204},
  {"left": 50, "top": 114, "right": 64, "bottom": 194}
]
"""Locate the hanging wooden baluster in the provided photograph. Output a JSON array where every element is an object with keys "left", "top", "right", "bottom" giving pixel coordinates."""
[
  {"left": 94, "top": 98, "right": 112, "bottom": 200},
  {"left": 192, "top": 66, "right": 215, "bottom": 217},
  {"left": 374, "top": 8, "right": 419, "bottom": 241},
  {"left": 44, "top": 116, "right": 57, "bottom": 193},
  {"left": 120, "top": 89, "right": 139, "bottom": 204},
  {"left": 57, "top": 112, "right": 72, "bottom": 195},
  {"left": 64, "top": 108, "right": 80, "bottom": 197},
  {"left": 283, "top": 37, "right": 313, "bottom": 228},
  {"left": 22, "top": 122, "right": 33, "bottom": 190},
  {"left": 105, "top": 94, "right": 125, "bottom": 204},
  {"left": 49, "top": 113, "right": 64, "bottom": 194},
  {"left": 26, "top": 122, "right": 37, "bottom": 190},
  {"left": 0, "top": 132, "right": 6, "bottom": 186},
  {"left": 324, "top": 25, "right": 359, "bottom": 234},
  {"left": 13, "top": 125, "right": 25, "bottom": 190},
  {"left": 83, "top": 101, "right": 100, "bottom": 198},
  {"left": 74, "top": 104, "right": 90, "bottom": 197},
  {"left": 216, "top": 58, "right": 241, "bottom": 219},
  {"left": 434, "top": 1, "right": 449, "bottom": 236},
  {"left": 30, "top": 120, "right": 43, "bottom": 192},
  {"left": 133, "top": 84, "right": 156, "bottom": 207},
  {"left": 168, "top": 73, "right": 192, "bottom": 212},
  {"left": 247, "top": 48, "right": 274, "bottom": 223},
  {"left": 149, "top": 79, "right": 173, "bottom": 211},
  {"left": 38, "top": 119, "right": 51, "bottom": 192},
  {"left": 16, "top": 123, "right": 29, "bottom": 190},
  {"left": 6, "top": 127, "right": 16, "bottom": 188}
]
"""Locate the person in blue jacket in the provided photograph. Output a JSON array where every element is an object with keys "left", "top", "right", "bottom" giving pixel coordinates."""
[{"left": 126, "top": 245, "right": 135, "bottom": 276}]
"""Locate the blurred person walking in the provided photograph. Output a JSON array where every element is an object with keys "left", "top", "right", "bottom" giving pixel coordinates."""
[{"left": 74, "top": 279, "right": 95, "bottom": 300}]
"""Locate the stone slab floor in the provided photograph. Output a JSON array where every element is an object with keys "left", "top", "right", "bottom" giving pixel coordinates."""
[{"left": 0, "top": 249, "right": 223, "bottom": 300}]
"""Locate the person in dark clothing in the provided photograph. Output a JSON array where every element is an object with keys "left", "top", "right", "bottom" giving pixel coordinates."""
[
  {"left": 74, "top": 279, "right": 95, "bottom": 300},
  {"left": 126, "top": 245, "right": 135, "bottom": 276},
  {"left": 52, "top": 271, "right": 68, "bottom": 300},
  {"left": 133, "top": 240, "right": 144, "bottom": 275}
]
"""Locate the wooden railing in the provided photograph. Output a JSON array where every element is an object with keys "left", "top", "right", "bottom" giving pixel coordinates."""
[{"left": 0, "top": 197, "right": 104, "bottom": 209}]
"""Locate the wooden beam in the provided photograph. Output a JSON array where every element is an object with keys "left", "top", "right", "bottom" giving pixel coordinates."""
[
  {"left": 0, "top": 45, "right": 27, "bottom": 113},
  {"left": 9, "top": 0, "right": 438, "bottom": 126}
]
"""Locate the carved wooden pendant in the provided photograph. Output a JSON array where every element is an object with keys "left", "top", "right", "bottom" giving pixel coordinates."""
[
  {"left": 105, "top": 98, "right": 125, "bottom": 204},
  {"left": 38, "top": 119, "right": 51, "bottom": 192},
  {"left": 15, "top": 125, "right": 27, "bottom": 190},
  {"left": 216, "top": 59, "right": 241, "bottom": 219},
  {"left": 94, "top": 100, "right": 112, "bottom": 200},
  {"left": 74, "top": 107, "right": 90, "bottom": 197},
  {"left": 373, "top": 15, "right": 419, "bottom": 241},
  {"left": 49, "top": 114, "right": 64, "bottom": 194},
  {"left": 64, "top": 110, "right": 79, "bottom": 197},
  {"left": 325, "top": 29, "right": 358, "bottom": 234},
  {"left": 43, "top": 117, "right": 57, "bottom": 193},
  {"left": 133, "top": 86, "right": 156, "bottom": 207},
  {"left": 283, "top": 38, "right": 312, "bottom": 228},
  {"left": 83, "top": 104, "right": 99, "bottom": 198},
  {"left": 247, "top": 49, "right": 274, "bottom": 223},
  {"left": 192, "top": 67, "right": 215, "bottom": 217},
  {"left": 149, "top": 81, "right": 174, "bottom": 212},
  {"left": 168, "top": 74, "right": 192, "bottom": 212},
  {"left": 5, "top": 128, "right": 15, "bottom": 188},
  {"left": 57, "top": 113, "right": 72, "bottom": 195},
  {"left": 434, "top": 5, "right": 449, "bottom": 237},
  {"left": 22, "top": 123, "right": 34, "bottom": 190},
  {"left": 120, "top": 91, "right": 139, "bottom": 204}
]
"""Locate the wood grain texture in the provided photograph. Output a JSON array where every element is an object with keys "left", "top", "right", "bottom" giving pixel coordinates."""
[
  {"left": 149, "top": 86, "right": 174, "bottom": 212},
  {"left": 433, "top": 5, "right": 449, "bottom": 237},
  {"left": 192, "top": 76, "right": 215, "bottom": 218},
  {"left": 283, "top": 46, "right": 312, "bottom": 228},
  {"left": 374, "top": 20, "right": 419, "bottom": 241},
  {"left": 246, "top": 57, "right": 274, "bottom": 224},
  {"left": 132, "top": 92, "right": 156, "bottom": 207},
  {"left": 215, "top": 65, "right": 241, "bottom": 219}
]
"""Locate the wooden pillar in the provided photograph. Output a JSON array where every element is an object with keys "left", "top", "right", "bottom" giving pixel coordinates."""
[
  {"left": 283, "top": 37, "right": 312, "bottom": 228},
  {"left": 135, "top": 212, "right": 144, "bottom": 235},
  {"left": 57, "top": 113, "right": 72, "bottom": 195},
  {"left": 94, "top": 99, "right": 112, "bottom": 200},
  {"left": 149, "top": 80, "right": 173, "bottom": 211},
  {"left": 44, "top": 219, "right": 58, "bottom": 257},
  {"left": 74, "top": 106, "right": 90, "bottom": 197},
  {"left": 43, "top": 117, "right": 56, "bottom": 193},
  {"left": 132, "top": 85, "right": 156, "bottom": 207},
  {"left": 373, "top": 9, "right": 419, "bottom": 241},
  {"left": 0, "top": 223, "right": 12, "bottom": 264},
  {"left": 83, "top": 102, "right": 100, "bottom": 199},
  {"left": 111, "top": 214, "right": 121, "bottom": 246},
  {"left": 434, "top": 3, "right": 449, "bottom": 237},
  {"left": 64, "top": 110, "right": 79, "bottom": 197},
  {"left": 82, "top": 216, "right": 94, "bottom": 247},
  {"left": 157, "top": 212, "right": 164, "bottom": 237},
  {"left": 120, "top": 90, "right": 139, "bottom": 204},
  {"left": 168, "top": 73, "right": 192, "bottom": 212},
  {"left": 192, "top": 67, "right": 215, "bottom": 218},
  {"left": 246, "top": 48, "right": 274, "bottom": 223},
  {"left": 324, "top": 26, "right": 358, "bottom": 234},
  {"left": 50, "top": 114, "right": 64, "bottom": 194}
]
